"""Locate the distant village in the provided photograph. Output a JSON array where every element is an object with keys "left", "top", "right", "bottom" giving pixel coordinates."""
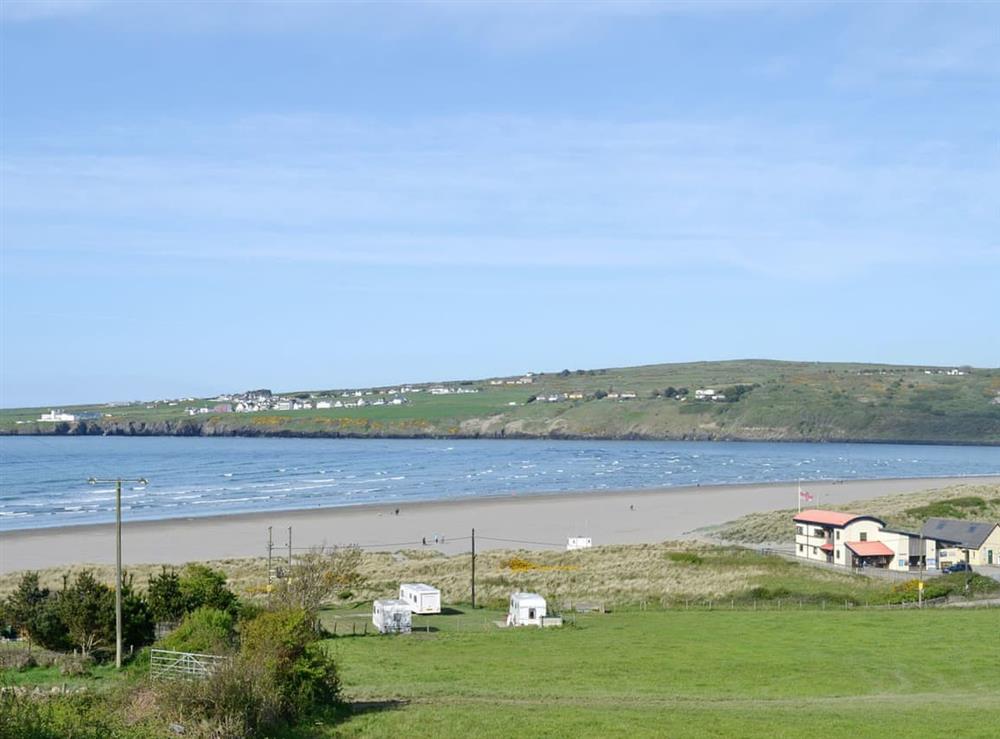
[{"left": 28, "top": 365, "right": 987, "bottom": 424}]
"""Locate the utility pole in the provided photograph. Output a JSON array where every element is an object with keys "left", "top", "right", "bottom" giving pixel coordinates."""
[
  {"left": 88, "top": 476, "right": 148, "bottom": 670},
  {"left": 287, "top": 525, "right": 293, "bottom": 568},
  {"left": 918, "top": 533, "right": 924, "bottom": 608},
  {"left": 471, "top": 527, "right": 476, "bottom": 609},
  {"left": 266, "top": 527, "right": 273, "bottom": 595}
]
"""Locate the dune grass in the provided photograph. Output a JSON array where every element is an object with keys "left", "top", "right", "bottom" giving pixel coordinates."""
[{"left": 1, "top": 541, "right": 910, "bottom": 612}]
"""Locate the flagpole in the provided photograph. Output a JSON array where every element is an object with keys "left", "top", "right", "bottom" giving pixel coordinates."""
[{"left": 797, "top": 479, "right": 802, "bottom": 513}]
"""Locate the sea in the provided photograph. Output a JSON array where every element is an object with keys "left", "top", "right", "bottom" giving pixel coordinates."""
[{"left": 1, "top": 437, "right": 998, "bottom": 532}]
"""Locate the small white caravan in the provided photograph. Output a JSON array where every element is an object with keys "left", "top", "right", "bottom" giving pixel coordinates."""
[
  {"left": 507, "top": 592, "right": 547, "bottom": 626},
  {"left": 567, "top": 536, "right": 592, "bottom": 551},
  {"left": 399, "top": 583, "right": 442, "bottom": 614},
  {"left": 372, "top": 599, "right": 412, "bottom": 634}
]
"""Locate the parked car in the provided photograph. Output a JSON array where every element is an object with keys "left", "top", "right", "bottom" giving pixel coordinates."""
[{"left": 943, "top": 562, "right": 973, "bottom": 574}]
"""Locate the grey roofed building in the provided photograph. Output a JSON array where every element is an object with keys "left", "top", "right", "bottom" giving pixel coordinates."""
[{"left": 920, "top": 518, "right": 999, "bottom": 549}]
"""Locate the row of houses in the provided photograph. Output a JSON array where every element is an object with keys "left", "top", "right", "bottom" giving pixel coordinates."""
[
  {"left": 488, "top": 374, "right": 536, "bottom": 386},
  {"left": 793, "top": 509, "right": 1000, "bottom": 571}
]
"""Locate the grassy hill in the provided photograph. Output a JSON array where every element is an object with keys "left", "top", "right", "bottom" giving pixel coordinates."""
[{"left": 3, "top": 359, "right": 999, "bottom": 444}]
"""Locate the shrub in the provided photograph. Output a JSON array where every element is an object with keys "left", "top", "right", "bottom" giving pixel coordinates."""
[
  {"left": 179, "top": 565, "right": 238, "bottom": 616},
  {"left": 58, "top": 653, "right": 93, "bottom": 676},
  {"left": 159, "top": 608, "right": 340, "bottom": 737},
  {"left": 240, "top": 608, "right": 340, "bottom": 717},
  {"left": 158, "top": 607, "right": 236, "bottom": 654}
]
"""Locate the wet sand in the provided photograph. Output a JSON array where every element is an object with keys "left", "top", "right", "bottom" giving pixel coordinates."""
[{"left": 2, "top": 475, "right": 997, "bottom": 573}]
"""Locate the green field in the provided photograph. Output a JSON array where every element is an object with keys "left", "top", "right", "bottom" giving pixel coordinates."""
[
  {"left": 318, "top": 608, "right": 1000, "bottom": 738},
  {"left": 3, "top": 359, "right": 999, "bottom": 443}
]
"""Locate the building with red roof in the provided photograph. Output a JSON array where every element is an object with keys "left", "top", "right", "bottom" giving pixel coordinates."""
[{"left": 793, "top": 508, "right": 945, "bottom": 571}]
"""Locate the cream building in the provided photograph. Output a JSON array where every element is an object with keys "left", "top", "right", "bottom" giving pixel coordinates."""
[
  {"left": 793, "top": 509, "right": 940, "bottom": 572},
  {"left": 921, "top": 518, "right": 1000, "bottom": 567}
]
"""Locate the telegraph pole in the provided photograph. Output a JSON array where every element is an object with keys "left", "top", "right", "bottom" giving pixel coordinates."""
[
  {"left": 266, "top": 527, "right": 273, "bottom": 595},
  {"left": 88, "top": 476, "right": 148, "bottom": 670},
  {"left": 471, "top": 528, "right": 476, "bottom": 609}
]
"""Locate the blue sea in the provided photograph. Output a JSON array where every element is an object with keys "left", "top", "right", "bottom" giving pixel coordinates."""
[{"left": 1, "top": 437, "right": 998, "bottom": 531}]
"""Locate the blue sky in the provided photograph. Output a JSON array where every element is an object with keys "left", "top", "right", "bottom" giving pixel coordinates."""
[{"left": 1, "top": 1, "right": 998, "bottom": 407}]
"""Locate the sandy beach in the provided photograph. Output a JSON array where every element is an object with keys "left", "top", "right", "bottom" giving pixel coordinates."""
[{"left": 2, "top": 475, "right": 998, "bottom": 573}]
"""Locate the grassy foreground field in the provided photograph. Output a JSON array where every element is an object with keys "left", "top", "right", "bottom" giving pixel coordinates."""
[
  {"left": 3, "top": 359, "right": 999, "bottom": 443},
  {"left": 317, "top": 609, "right": 1000, "bottom": 738}
]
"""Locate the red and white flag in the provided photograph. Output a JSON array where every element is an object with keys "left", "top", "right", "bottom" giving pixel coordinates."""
[{"left": 799, "top": 489, "right": 814, "bottom": 502}]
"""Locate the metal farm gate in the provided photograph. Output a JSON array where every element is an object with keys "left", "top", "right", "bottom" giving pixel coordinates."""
[{"left": 150, "top": 649, "right": 228, "bottom": 680}]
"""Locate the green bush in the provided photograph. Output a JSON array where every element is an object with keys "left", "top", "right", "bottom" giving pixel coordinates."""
[
  {"left": 158, "top": 607, "right": 236, "bottom": 654},
  {"left": 157, "top": 608, "right": 341, "bottom": 738},
  {"left": 179, "top": 565, "right": 238, "bottom": 616}
]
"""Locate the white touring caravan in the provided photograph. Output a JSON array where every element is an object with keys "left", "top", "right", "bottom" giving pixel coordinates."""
[
  {"left": 567, "top": 536, "right": 593, "bottom": 551},
  {"left": 372, "top": 599, "right": 412, "bottom": 634},
  {"left": 507, "top": 592, "right": 547, "bottom": 626},
  {"left": 399, "top": 583, "right": 442, "bottom": 614}
]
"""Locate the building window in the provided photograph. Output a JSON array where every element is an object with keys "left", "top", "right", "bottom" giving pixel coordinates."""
[
  {"left": 814, "top": 528, "right": 824, "bottom": 538},
  {"left": 798, "top": 544, "right": 803, "bottom": 552},
  {"left": 812, "top": 547, "right": 817, "bottom": 555},
  {"left": 836, "top": 551, "right": 840, "bottom": 559},
  {"left": 860, "top": 532, "right": 868, "bottom": 542},
  {"left": 796, "top": 526, "right": 803, "bottom": 536},
  {"left": 836, "top": 531, "right": 840, "bottom": 540}
]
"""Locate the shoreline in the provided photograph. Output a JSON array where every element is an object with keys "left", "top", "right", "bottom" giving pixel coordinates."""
[
  {"left": 3, "top": 474, "right": 998, "bottom": 573},
  {"left": 3, "top": 427, "right": 998, "bottom": 447},
  {"left": 4, "top": 472, "right": 1000, "bottom": 537}
]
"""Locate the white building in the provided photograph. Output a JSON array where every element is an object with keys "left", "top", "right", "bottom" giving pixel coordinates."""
[
  {"left": 38, "top": 410, "right": 77, "bottom": 422},
  {"left": 399, "top": 583, "right": 441, "bottom": 614},
  {"left": 793, "top": 509, "right": 940, "bottom": 571},
  {"left": 372, "top": 599, "right": 412, "bottom": 634},
  {"left": 694, "top": 389, "right": 716, "bottom": 399},
  {"left": 507, "top": 592, "right": 547, "bottom": 626},
  {"left": 316, "top": 401, "right": 332, "bottom": 409},
  {"left": 567, "top": 536, "right": 593, "bottom": 551}
]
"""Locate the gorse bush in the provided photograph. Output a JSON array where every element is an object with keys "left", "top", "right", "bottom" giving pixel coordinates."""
[
  {"left": 158, "top": 606, "right": 236, "bottom": 654},
  {"left": 159, "top": 607, "right": 341, "bottom": 738}
]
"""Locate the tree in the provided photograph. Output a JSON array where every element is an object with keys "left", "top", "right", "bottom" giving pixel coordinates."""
[
  {"left": 5, "top": 572, "right": 49, "bottom": 651},
  {"left": 663, "top": 386, "right": 678, "bottom": 398},
  {"left": 594, "top": 390, "right": 608, "bottom": 400},
  {"left": 148, "top": 567, "right": 186, "bottom": 623},
  {"left": 58, "top": 571, "right": 114, "bottom": 658},
  {"left": 180, "top": 564, "right": 238, "bottom": 615},
  {"left": 121, "top": 576, "right": 155, "bottom": 651},
  {"left": 559, "top": 369, "right": 571, "bottom": 377},
  {"left": 275, "top": 546, "right": 366, "bottom": 619}
]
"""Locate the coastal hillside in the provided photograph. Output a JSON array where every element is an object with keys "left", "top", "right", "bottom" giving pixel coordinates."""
[{"left": 3, "top": 359, "right": 998, "bottom": 444}]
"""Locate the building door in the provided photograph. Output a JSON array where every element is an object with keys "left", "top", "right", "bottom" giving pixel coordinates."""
[
  {"left": 989, "top": 550, "right": 994, "bottom": 565},
  {"left": 528, "top": 608, "right": 536, "bottom": 620}
]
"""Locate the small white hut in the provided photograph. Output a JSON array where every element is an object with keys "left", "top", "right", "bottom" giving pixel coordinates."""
[
  {"left": 399, "top": 583, "right": 441, "bottom": 614},
  {"left": 567, "top": 536, "right": 592, "bottom": 551},
  {"left": 507, "top": 592, "right": 547, "bottom": 626},
  {"left": 372, "top": 599, "right": 412, "bottom": 634}
]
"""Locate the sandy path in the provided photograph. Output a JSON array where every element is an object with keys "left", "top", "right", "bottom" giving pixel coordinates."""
[{"left": 2, "top": 476, "right": 997, "bottom": 572}]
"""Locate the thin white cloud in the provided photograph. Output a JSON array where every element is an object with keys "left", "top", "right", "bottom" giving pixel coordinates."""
[{"left": 3, "top": 114, "right": 997, "bottom": 280}]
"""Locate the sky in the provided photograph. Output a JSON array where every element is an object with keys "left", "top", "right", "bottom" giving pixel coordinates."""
[{"left": 1, "top": 1, "right": 998, "bottom": 407}]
